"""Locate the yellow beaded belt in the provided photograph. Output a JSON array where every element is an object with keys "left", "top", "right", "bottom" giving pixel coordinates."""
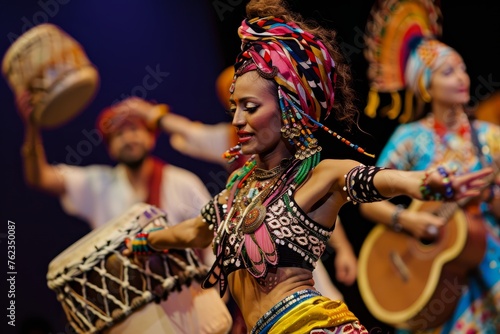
[{"left": 251, "top": 289, "right": 358, "bottom": 334}]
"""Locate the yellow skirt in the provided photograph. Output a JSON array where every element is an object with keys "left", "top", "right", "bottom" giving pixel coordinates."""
[{"left": 251, "top": 290, "right": 367, "bottom": 334}]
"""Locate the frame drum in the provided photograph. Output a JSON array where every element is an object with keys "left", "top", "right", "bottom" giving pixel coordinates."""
[{"left": 2, "top": 23, "right": 99, "bottom": 128}]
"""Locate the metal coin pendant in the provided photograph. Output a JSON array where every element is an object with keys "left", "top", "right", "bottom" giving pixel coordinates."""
[{"left": 242, "top": 203, "right": 266, "bottom": 234}]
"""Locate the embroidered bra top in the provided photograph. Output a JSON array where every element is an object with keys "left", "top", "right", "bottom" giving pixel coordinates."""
[{"left": 200, "top": 160, "right": 334, "bottom": 296}]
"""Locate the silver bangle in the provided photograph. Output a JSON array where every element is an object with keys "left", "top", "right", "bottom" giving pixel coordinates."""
[{"left": 391, "top": 204, "right": 405, "bottom": 232}]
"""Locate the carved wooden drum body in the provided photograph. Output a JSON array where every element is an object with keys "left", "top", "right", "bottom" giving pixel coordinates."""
[
  {"left": 3, "top": 23, "right": 99, "bottom": 128},
  {"left": 46, "top": 203, "right": 213, "bottom": 334}
]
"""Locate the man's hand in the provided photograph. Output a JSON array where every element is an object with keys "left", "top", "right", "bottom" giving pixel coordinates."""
[
  {"left": 15, "top": 90, "right": 34, "bottom": 124},
  {"left": 117, "top": 97, "right": 168, "bottom": 129}
]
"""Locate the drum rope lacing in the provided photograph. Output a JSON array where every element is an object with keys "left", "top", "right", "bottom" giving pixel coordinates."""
[{"left": 47, "top": 206, "right": 209, "bottom": 333}]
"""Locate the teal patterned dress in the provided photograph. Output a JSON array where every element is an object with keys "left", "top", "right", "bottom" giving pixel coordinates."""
[{"left": 377, "top": 113, "right": 500, "bottom": 334}]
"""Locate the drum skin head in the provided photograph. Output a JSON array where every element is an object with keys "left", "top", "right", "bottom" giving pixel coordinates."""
[
  {"left": 32, "top": 66, "right": 99, "bottom": 128},
  {"left": 2, "top": 23, "right": 100, "bottom": 129},
  {"left": 47, "top": 203, "right": 151, "bottom": 275}
]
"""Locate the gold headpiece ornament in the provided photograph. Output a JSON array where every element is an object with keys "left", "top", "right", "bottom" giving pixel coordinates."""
[{"left": 363, "top": 0, "right": 442, "bottom": 123}]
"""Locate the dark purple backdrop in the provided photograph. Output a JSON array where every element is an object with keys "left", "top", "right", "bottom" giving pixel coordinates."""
[{"left": 1, "top": 1, "right": 499, "bottom": 333}]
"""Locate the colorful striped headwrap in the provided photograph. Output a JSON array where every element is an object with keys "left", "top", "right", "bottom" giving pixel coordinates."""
[
  {"left": 223, "top": 16, "right": 373, "bottom": 190},
  {"left": 235, "top": 16, "right": 336, "bottom": 124},
  {"left": 228, "top": 16, "right": 372, "bottom": 166}
]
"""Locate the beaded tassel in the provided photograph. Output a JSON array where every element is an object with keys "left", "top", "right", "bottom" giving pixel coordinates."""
[
  {"left": 278, "top": 87, "right": 375, "bottom": 159},
  {"left": 279, "top": 89, "right": 320, "bottom": 160},
  {"left": 300, "top": 109, "right": 375, "bottom": 159},
  {"left": 223, "top": 143, "right": 243, "bottom": 164}
]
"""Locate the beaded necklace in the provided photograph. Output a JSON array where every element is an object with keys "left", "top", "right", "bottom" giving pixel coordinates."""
[
  {"left": 426, "top": 112, "right": 476, "bottom": 171},
  {"left": 219, "top": 157, "right": 294, "bottom": 236},
  {"left": 209, "top": 157, "right": 304, "bottom": 290}
]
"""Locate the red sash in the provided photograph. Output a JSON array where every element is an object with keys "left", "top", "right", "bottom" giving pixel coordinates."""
[{"left": 145, "top": 157, "right": 167, "bottom": 207}]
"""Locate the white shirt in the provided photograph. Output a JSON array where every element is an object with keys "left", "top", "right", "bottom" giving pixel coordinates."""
[{"left": 58, "top": 163, "right": 211, "bottom": 229}]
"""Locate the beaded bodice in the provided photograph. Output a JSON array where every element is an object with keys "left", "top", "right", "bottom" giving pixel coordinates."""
[{"left": 201, "top": 159, "right": 333, "bottom": 295}]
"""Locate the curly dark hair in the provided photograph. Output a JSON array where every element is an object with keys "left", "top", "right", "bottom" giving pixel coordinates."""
[{"left": 245, "top": 0, "right": 358, "bottom": 128}]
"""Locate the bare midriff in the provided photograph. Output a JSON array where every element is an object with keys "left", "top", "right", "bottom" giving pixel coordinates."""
[{"left": 228, "top": 266, "right": 316, "bottom": 331}]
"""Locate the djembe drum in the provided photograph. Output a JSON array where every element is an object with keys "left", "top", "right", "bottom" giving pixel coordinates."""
[
  {"left": 2, "top": 23, "right": 99, "bottom": 128},
  {"left": 46, "top": 203, "right": 210, "bottom": 334}
]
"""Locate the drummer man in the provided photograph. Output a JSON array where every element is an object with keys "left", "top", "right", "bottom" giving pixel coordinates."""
[{"left": 17, "top": 94, "right": 233, "bottom": 334}]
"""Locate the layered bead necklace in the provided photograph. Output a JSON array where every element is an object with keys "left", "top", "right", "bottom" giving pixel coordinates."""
[
  {"left": 222, "top": 158, "right": 293, "bottom": 235},
  {"left": 425, "top": 112, "right": 476, "bottom": 172}
]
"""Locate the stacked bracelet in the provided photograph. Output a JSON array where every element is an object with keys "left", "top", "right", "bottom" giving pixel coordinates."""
[
  {"left": 131, "top": 227, "right": 168, "bottom": 255},
  {"left": 419, "top": 166, "right": 454, "bottom": 201},
  {"left": 131, "top": 232, "right": 153, "bottom": 255},
  {"left": 437, "top": 166, "right": 454, "bottom": 199}
]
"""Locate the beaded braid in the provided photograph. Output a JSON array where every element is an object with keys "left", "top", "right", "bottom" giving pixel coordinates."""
[
  {"left": 278, "top": 86, "right": 375, "bottom": 186},
  {"left": 279, "top": 88, "right": 321, "bottom": 160},
  {"left": 301, "top": 109, "right": 375, "bottom": 158}
]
